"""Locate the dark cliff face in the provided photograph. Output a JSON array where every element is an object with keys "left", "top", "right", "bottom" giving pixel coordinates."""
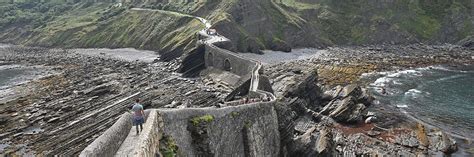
[
  {"left": 0, "top": 2, "right": 204, "bottom": 58},
  {"left": 283, "top": 71, "right": 323, "bottom": 108},
  {"left": 205, "top": 0, "right": 473, "bottom": 52},
  {"left": 0, "top": 0, "right": 472, "bottom": 57}
]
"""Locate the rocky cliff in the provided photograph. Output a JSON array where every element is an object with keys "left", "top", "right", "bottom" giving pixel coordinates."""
[
  {"left": 272, "top": 70, "right": 461, "bottom": 156},
  {"left": 0, "top": 2, "right": 203, "bottom": 61},
  {"left": 203, "top": 0, "right": 473, "bottom": 53},
  {"left": 1, "top": 0, "right": 472, "bottom": 57}
]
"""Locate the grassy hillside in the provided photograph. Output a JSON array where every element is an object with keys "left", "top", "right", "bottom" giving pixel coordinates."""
[
  {"left": 0, "top": 0, "right": 472, "bottom": 56},
  {"left": 197, "top": 0, "right": 473, "bottom": 52},
  {"left": 0, "top": 2, "right": 204, "bottom": 60}
]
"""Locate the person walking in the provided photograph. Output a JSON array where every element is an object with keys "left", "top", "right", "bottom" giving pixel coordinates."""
[{"left": 132, "top": 99, "right": 145, "bottom": 135}]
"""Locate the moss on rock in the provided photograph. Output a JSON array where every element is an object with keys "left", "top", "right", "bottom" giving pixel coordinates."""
[{"left": 190, "top": 114, "right": 214, "bottom": 126}]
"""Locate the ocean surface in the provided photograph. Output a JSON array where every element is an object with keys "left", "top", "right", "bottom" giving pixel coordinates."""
[
  {"left": 367, "top": 65, "right": 474, "bottom": 139},
  {"left": 0, "top": 65, "right": 51, "bottom": 103},
  {"left": 0, "top": 65, "right": 26, "bottom": 89}
]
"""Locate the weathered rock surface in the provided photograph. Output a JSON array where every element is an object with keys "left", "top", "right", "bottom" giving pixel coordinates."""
[
  {"left": 328, "top": 98, "right": 366, "bottom": 123},
  {"left": 268, "top": 56, "right": 467, "bottom": 156},
  {"left": 0, "top": 46, "right": 225, "bottom": 155},
  {"left": 428, "top": 131, "right": 458, "bottom": 154},
  {"left": 319, "top": 84, "right": 372, "bottom": 123},
  {"left": 284, "top": 71, "right": 323, "bottom": 108},
  {"left": 159, "top": 103, "right": 280, "bottom": 157},
  {"left": 458, "top": 36, "right": 474, "bottom": 49},
  {"left": 315, "top": 127, "right": 333, "bottom": 156}
]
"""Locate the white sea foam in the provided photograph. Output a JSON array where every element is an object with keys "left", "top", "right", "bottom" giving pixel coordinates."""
[
  {"left": 397, "top": 104, "right": 409, "bottom": 108},
  {"left": 393, "top": 80, "right": 403, "bottom": 85},
  {"left": 398, "top": 69, "right": 423, "bottom": 76},
  {"left": 435, "top": 74, "right": 465, "bottom": 82},
  {"left": 371, "top": 77, "right": 393, "bottom": 87},
  {"left": 405, "top": 89, "right": 423, "bottom": 98},
  {"left": 370, "top": 67, "right": 428, "bottom": 87},
  {"left": 407, "top": 89, "right": 422, "bottom": 94},
  {"left": 421, "top": 65, "right": 471, "bottom": 73}
]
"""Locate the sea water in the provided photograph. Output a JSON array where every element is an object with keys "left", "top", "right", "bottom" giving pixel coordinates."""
[
  {"left": 0, "top": 65, "right": 26, "bottom": 89},
  {"left": 368, "top": 65, "right": 474, "bottom": 139}
]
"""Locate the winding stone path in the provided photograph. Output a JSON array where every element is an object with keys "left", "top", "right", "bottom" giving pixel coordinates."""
[
  {"left": 115, "top": 127, "right": 140, "bottom": 156},
  {"left": 81, "top": 7, "right": 276, "bottom": 157}
]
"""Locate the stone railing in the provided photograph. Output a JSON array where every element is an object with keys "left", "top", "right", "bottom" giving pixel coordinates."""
[
  {"left": 126, "top": 110, "right": 163, "bottom": 157},
  {"left": 79, "top": 110, "right": 152, "bottom": 157},
  {"left": 157, "top": 101, "right": 280, "bottom": 156},
  {"left": 81, "top": 13, "right": 278, "bottom": 157},
  {"left": 79, "top": 112, "right": 132, "bottom": 157}
]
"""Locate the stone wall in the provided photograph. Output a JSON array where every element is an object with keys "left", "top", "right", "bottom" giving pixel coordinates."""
[
  {"left": 79, "top": 112, "right": 133, "bottom": 157},
  {"left": 205, "top": 44, "right": 257, "bottom": 77},
  {"left": 158, "top": 102, "right": 280, "bottom": 157},
  {"left": 79, "top": 111, "right": 152, "bottom": 157},
  {"left": 131, "top": 110, "right": 164, "bottom": 157},
  {"left": 81, "top": 18, "right": 279, "bottom": 156},
  {"left": 81, "top": 101, "right": 280, "bottom": 156}
]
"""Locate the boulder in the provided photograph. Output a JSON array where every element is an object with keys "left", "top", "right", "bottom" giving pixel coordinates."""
[
  {"left": 364, "top": 112, "right": 377, "bottom": 124},
  {"left": 291, "top": 126, "right": 334, "bottom": 156},
  {"left": 284, "top": 72, "right": 322, "bottom": 107},
  {"left": 270, "top": 39, "right": 292, "bottom": 52},
  {"left": 457, "top": 35, "right": 474, "bottom": 49},
  {"left": 323, "top": 84, "right": 373, "bottom": 105},
  {"left": 440, "top": 133, "right": 458, "bottom": 154},
  {"left": 394, "top": 131, "right": 419, "bottom": 148},
  {"left": 328, "top": 97, "right": 366, "bottom": 123},
  {"left": 322, "top": 85, "right": 343, "bottom": 100},
  {"left": 358, "top": 87, "right": 374, "bottom": 105},
  {"left": 364, "top": 116, "right": 377, "bottom": 124},
  {"left": 316, "top": 127, "right": 333, "bottom": 156},
  {"left": 429, "top": 131, "right": 458, "bottom": 154},
  {"left": 338, "top": 84, "right": 362, "bottom": 98},
  {"left": 292, "top": 126, "right": 318, "bottom": 155}
]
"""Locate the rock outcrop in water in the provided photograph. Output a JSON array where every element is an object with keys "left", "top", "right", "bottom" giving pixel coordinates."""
[
  {"left": 269, "top": 64, "right": 463, "bottom": 156},
  {"left": 320, "top": 85, "right": 373, "bottom": 123}
]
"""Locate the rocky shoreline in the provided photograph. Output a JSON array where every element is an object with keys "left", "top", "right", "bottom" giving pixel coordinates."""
[
  {"left": 265, "top": 44, "right": 473, "bottom": 86},
  {"left": 0, "top": 45, "right": 227, "bottom": 155},
  {"left": 265, "top": 44, "right": 473, "bottom": 156},
  {"left": 0, "top": 44, "right": 472, "bottom": 156}
]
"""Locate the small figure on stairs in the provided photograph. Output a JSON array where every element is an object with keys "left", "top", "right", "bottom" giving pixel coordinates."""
[{"left": 132, "top": 99, "right": 145, "bottom": 135}]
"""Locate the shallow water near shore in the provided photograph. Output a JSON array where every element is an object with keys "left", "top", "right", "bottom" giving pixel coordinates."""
[
  {"left": 0, "top": 64, "right": 52, "bottom": 103},
  {"left": 0, "top": 66, "right": 26, "bottom": 88},
  {"left": 367, "top": 64, "right": 474, "bottom": 140}
]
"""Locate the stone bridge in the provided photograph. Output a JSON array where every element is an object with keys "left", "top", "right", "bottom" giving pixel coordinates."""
[{"left": 80, "top": 12, "right": 279, "bottom": 157}]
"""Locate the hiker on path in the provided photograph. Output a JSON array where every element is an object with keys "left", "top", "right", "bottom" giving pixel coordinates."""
[{"left": 132, "top": 99, "right": 145, "bottom": 135}]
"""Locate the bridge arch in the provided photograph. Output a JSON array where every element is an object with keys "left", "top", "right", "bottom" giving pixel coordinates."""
[{"left": 224, "top": 59, "right": 231, "bottom": 71}]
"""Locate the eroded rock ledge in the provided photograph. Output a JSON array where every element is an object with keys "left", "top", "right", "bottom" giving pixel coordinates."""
[{"left": 273, "top": 69, "right": 462, "bottom": 156}]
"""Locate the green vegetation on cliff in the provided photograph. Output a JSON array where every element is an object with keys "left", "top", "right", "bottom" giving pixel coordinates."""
[
  {"left": 201, "top": 0, "right": 473, "bottom": 52},
  {"left": 190, "top": 114, "right": 214, "bottom": 126},
  {"left": 0, "top": 0, "right": 472, "bottom": 56},
  {"left": 160, "top": 135, "right": 179, "bottom": 157},
  {"left": 0, "top": 2, "right": 204, "bottom": 60}
]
